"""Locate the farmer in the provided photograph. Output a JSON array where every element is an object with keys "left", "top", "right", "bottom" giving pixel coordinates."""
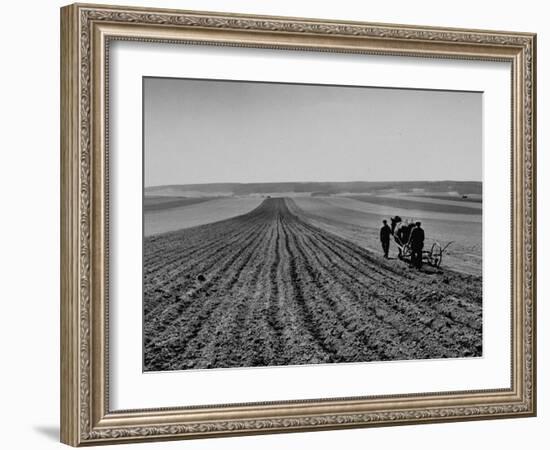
[
  {"left": 409, "top": 221, "right": 425, "bottom": 269},
  {"left": 380, "top": 219, "right": 392, "bottom": 258}
]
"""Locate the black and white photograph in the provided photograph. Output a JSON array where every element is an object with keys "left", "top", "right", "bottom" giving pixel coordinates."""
[
  {"left": 142, "top": 77, "right": 483, "bottom": 372},
  {"left": 1, "top": 0, "right": 544, "bottom": 447}
]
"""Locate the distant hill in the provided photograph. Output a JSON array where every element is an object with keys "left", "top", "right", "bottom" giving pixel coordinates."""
[{"left": 145, "top": 181, "right": 482, "bottom": 197}]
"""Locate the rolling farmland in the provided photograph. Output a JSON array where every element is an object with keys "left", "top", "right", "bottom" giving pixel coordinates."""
[
  {"left": 291, "top": 196, "right": 482, "bottom": 276},
  {"left": 144, "top": 196, "right": 216, "bottom": 212},
  {"left": 144, "top": 197, "right": 482, "bottom": 371},
  {"left": 144, "top": 196, "right": 264, "bottom": 236}
]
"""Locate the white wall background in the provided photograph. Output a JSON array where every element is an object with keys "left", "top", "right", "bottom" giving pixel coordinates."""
[{"left": 0, "top": 1, "right": 546, "bottom": 449}]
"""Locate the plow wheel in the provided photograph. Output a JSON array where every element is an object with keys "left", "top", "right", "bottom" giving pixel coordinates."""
[{"left": 429, "top": 242, "right": 444, "bottom": 268}]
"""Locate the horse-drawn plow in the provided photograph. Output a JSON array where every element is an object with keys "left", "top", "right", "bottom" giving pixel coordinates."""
[{"left": 395, "top": 237, "right": 453, "bottom": 269}]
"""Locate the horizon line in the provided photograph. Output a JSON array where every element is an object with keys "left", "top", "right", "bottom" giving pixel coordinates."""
[{"left": 145, "top": 179, "right": 483, "bottom": 189}]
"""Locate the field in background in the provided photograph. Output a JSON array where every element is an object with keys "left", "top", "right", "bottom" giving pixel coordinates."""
[
  {"left": 144, "top": 196, "right": 216, "bottom": 212},
  {"left": 144, "top": 185, "right": 482, "bottom": 275},
  {"left": 292, "top": 195, "right": 481, "bottom": 276},
  {"left": 145, "top": 197, "right": 263, "bottom": 236}
]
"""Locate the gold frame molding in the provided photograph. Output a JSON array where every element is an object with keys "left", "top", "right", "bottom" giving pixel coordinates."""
[{"left": 60, "top": 3, "right": 536, "bottom": 446}]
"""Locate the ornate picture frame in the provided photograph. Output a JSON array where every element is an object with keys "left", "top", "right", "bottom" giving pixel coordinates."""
[{"left": 60, "top": 3, "right": 536, "bottom": 446}]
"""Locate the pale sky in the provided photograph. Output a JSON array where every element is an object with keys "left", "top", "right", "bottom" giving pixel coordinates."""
[{"left": 144, "top": 77, "right": 482, "bottom": 187}]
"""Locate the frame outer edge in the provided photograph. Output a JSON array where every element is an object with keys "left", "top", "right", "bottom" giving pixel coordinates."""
[
  {"left": 61, "top": 4, "right": 81, "bottom": 447},
  {"left": 529, "top": 33, "right": 536, "bottom": 416},
  {"left": 61, "top": 2, "right": 537, "bottom": 445}
]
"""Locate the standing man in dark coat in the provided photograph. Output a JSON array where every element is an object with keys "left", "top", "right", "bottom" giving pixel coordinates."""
[
  {"left": 409, "top": 222, "right": 425, "bottom": 269},
  {"left": 380, "top": 220, "right": 391, "bottom": 258}
]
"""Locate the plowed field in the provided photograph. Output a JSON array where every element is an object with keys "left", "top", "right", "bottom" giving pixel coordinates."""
[{"left": 144, "top": 198, "right": 482, "bottom": 371}]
